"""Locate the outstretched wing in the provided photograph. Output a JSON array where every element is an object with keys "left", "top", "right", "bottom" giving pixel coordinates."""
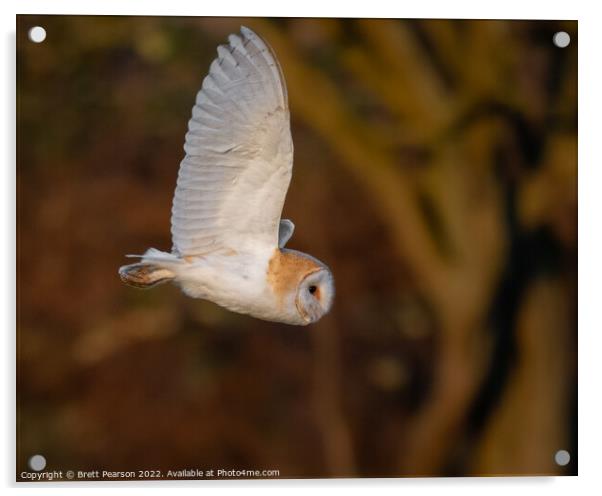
[{"left": 171, "top": 26, "right": 293, "bottom": 256}]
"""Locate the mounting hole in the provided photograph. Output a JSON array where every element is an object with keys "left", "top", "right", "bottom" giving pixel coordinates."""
[
  {"left": 28, "top": 26, "right": 46, "bottom": 43},
  {"left": 553, "top": 31, "right": 570, "bottom": 48},
  {"left": 555, "top": 449, "right": 570, "bottom": 466},
  {"left": 28, "top": 454, "right": 47, "bottom": 471}
]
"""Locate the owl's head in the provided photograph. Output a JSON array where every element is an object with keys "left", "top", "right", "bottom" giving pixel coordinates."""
[
  {"left": 295, "top": 265, "right": 335, "bottom": 324},
  {"left": 267, "top": 248, "right": 335, "bottom": 325}
]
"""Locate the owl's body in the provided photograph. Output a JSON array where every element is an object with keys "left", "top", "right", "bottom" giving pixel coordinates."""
[
  {"left": 119, "top": 26, "right": 334, "bottom": 325},
  {"left": 144, "top": 246, "right": 330, "bottom": 325},
  {"left": 172, "top": 248, "right": 276, "bottom": 319}
]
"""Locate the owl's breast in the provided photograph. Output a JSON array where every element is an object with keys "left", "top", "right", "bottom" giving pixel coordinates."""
[{"left": 175, "top": 248, "right": 281, "bottom": 320}]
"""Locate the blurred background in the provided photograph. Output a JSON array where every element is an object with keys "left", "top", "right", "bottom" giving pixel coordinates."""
[{"left": 17, "top": 16, "right": 577, "bottom": 478}]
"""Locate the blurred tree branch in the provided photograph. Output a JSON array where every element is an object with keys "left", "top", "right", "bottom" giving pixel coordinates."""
[{"left": 248, "top": 18, "right": 574, "bottom": 475}]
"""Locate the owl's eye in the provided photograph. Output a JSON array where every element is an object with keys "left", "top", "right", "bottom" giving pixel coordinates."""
[{"left": 308, "top": 285, "right": 317, "bottom": 295}]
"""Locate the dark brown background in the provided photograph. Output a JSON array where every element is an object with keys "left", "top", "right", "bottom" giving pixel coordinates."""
[{"left": 17, "top": 16, "right": 577, "bottom": 478}]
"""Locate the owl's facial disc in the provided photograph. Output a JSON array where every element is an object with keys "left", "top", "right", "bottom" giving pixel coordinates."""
[{"left": 295, "top": 268, "right": 335, "bottom": 324}]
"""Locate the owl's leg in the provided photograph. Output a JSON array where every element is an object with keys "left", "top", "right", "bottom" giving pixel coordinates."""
[{"left": 118, "top": 262, "right": 175, "bottom": 289}]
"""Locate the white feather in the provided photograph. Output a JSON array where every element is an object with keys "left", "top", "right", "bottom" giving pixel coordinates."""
[{"left": 171, "top": 26, "right": 293, "bottom": 257}]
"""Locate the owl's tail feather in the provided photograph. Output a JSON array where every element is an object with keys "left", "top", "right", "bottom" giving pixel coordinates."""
[
  {"left": 119, "top": 262, "right": 175, "bottom": 289},
  {"left": 119, "top": 248, "right": 181, "bottom": 289}
]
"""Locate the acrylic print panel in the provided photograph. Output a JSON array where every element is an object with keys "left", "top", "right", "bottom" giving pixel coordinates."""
[{"left": 16, "top": 15, "right": 577, "bottom": 481}]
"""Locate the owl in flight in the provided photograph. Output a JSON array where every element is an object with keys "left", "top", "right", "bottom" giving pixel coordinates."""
[{"left": 119, "top": 26, "right": 334, "bottom": 325}]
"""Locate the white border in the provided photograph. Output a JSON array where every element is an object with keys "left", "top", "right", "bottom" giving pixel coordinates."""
[
  {"left": 3, "top": 1, "right": 600, "bottom": 495},
  {"left": 10, "top": 0, "right": 582, "bottom": 19}
]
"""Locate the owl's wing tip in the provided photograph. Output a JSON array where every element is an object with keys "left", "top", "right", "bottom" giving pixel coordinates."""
[{"left": 278, "top": 219, "right": 295, "bottom": 248}]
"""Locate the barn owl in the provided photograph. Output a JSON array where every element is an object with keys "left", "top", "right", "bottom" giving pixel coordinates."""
[{"left": 119, "top": 26, "right": 334, "bottom": 325}]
